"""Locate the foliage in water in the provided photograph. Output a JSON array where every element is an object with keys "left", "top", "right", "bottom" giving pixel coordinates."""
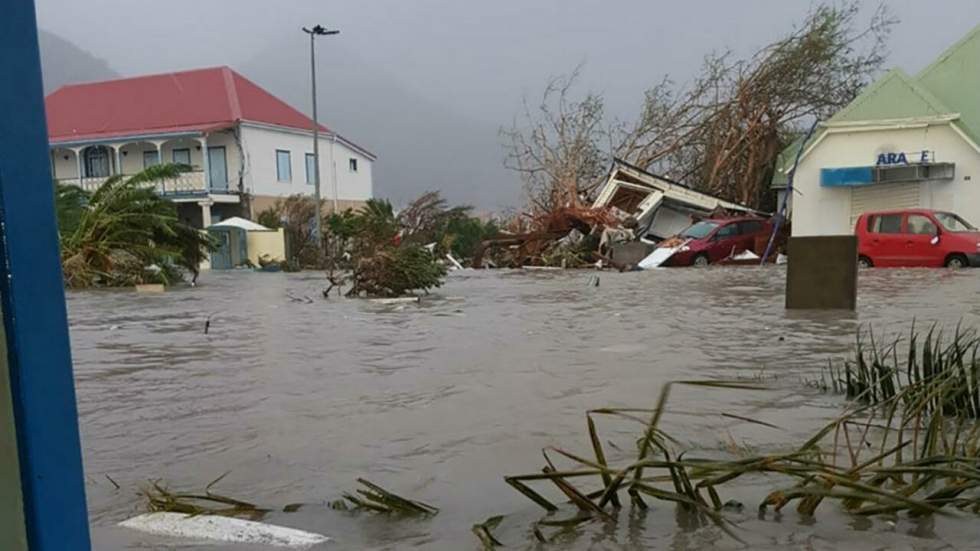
[
  {"left": 504, "top": 325, "right": 980, "bottom": 543},
  {"left": 56, "top": 164, "right": 214, "bottom": 288}
]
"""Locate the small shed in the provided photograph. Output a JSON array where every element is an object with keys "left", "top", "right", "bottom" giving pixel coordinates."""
[{"left": 207, "top": 217, "right": 286, "bottom": 269}]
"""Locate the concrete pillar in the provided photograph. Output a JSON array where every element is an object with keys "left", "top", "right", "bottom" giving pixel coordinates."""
[
  {"left": 785, "top": 236, "right": 858, "bottom": 310},
  {"left": 72, "top": 148, "right": 83, "bottom": 185},
  {"left": 200, "top": 201, "right": 212, "bottom": 228},
  {"left": 110, "top": 145, "right": 121, "bottom": 176},
  {"left": 199, "top": 136, "right": 210, "bottom": 191}
]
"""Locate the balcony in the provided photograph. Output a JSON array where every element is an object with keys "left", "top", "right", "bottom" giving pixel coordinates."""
[{"left": 58, "top": 171, "right": 235, "bottom": 197}]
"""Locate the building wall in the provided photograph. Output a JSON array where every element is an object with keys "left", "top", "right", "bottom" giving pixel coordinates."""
[
  {"left": 246, "top": 229, "right": 286, "bottom": 264},
  {"left": 239, "top": 124, "right": 373, "bottom": 204},
  {"left": 50, "top": 148, "right": 78, "bottom": 179},
  {"left": 118, "top": 142, "right": 161, "bottom": 174},
  {"left": 248, "top": 196, "right": 368, "bottom": 218},
  {"left": 50, "top": 131, "right": 244, "bottom": 191},
  {"left": 48, "top": 124, "right": 374, "bottom": 216},
  {"left": 792, "top": 124, "right": 980, "bottom": 236},
  {"left": 205, "top": 129, "right": 244, "bottom": 191}
]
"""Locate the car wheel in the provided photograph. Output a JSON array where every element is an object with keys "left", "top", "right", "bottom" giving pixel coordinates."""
[
  {"left": 946, "top": 255, "right": 968, "bottom": 269},
  {"left": 692, "top": 254, "right": 710, "bottom": 267},
  {"left": 858, "top": 256, "right": 873, "bottom": 268}
]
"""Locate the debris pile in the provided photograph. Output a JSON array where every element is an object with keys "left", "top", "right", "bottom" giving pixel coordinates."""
[
  {"left": 475, "top": 160, "right": 769, "bottom": 270},
  {"left": 474, "top": 205, "right": 624, "bottom": 269}
]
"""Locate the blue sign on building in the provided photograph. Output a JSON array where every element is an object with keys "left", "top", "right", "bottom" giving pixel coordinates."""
[{"left": 820, "top": 166, "right": 875, "bottom": 187}]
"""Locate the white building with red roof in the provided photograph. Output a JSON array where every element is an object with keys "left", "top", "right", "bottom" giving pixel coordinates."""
[{"left": 45, "top": 66, "right": 375, "bottom": 227}]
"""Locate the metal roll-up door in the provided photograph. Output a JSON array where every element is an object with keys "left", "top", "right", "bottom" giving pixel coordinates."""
[{"left": 850, "top": 182, "right": 921, "bottom": 227}]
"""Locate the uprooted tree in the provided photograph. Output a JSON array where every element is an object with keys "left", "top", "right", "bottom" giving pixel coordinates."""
[
  {"left": 261, "top": 191, "right": 495, "bottom": 296},
  {"left": 503, "top": 2, "right": 895, "bottom": 212}
]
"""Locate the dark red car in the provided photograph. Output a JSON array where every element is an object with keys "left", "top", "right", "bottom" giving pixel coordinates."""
[
  {"left": 666, "top": 217, "right": 772, "bottom": 267},
  {"left": 855, "top": 209, "right": 980, "bottom": 268}
]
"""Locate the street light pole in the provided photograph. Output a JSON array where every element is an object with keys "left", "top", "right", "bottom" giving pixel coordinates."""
[{"left": 302, "top": 24, "right": 339, "bottom": 246}]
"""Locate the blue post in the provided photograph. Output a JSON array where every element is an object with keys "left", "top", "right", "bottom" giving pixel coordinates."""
[
  {"left": 0, "top": 1, "right": 92, "bottom": 549},
  {"left": 760, "top": 120, "right": 820, "bottom": 265}
]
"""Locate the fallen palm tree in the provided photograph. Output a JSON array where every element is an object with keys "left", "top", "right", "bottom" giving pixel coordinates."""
[
  {"left": 504, "top": 325, "right": 980, "bottom": 543},
  {"left": 57, "top": 164, "right": 214, "bottom": 288}
]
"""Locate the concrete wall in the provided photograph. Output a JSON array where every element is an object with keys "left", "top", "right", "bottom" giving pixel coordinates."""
[
  {"left": 50, "top": 148, "right": 78, "bottom": 179},
  {"left": 239, "top": 124, "right": 373, "bottom": 203},
  {"left": 118, "top": 142, "right": 160, "bottom": 174},
  {"left": 248, "top": 196, "right": 368, "bottom": 219},
  {"left": 792, "top": 124, "right": 980, "bottom": 236},
  {"left": 246, "top": 229, "right": 286, "bottom": 265}
]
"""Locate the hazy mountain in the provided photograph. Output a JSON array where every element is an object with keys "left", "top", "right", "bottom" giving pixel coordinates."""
[
  {"left": 38, "top": 29, "right": 118, "bottom": 93},
  {"left": 240, "top": 37, "right": 521, "bottom": 210}
]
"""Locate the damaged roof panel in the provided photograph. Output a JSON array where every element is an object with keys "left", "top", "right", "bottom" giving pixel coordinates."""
[
  {"left": 592, "top": 160, "right": 766, "bottom": 241},
  {"left": 593, "top": 160, "right": 765, "bottom": 216}
]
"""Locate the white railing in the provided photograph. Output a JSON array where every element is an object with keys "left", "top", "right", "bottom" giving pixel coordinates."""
[{"left": 60, "top": 171, "right": 229, "bottom": 195}]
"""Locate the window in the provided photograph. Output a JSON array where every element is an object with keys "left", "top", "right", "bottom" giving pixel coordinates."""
[
  {"left": 871, "top": 214, "right": 903, "bottom": 234},
  {"left": 906, "top": 215, "right": 937, "bottom": 235},
  {"left": 143, "top": 150, "right": 159, "bottom": 168},
  {"left": 349, "top": 158, "right": 358, "bottom": 172},
  {"left": 276, "top": 150, "right": 292, "bottom": 182},
  {"left": 681, "top": 221, "right": 719, "bottom": 239},
  {"left": 715, "top": 224, "right": 738, "bottom": 238},
  {"left": 935, "top": 212, "right": 977, "bottom": 232},
  {"left": 305, "top": 153, "right": 316, "bottom": 185},
  {"left": 83, "top": 146, "right": 111, "bottom": 178},
  {"left": 172, "top": 148, "right": 191, "bottom": 166},
  {"left": 738, "top": 220, "right": 763, "bottom": 235}
]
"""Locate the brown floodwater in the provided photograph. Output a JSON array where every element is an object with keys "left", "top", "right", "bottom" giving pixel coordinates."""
[{"left": 69, "top": 267, "right": 980, "bottom": 550}]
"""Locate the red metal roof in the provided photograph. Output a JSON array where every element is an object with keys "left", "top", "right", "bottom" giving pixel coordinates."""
[{"left": 45, "top": 66, "right": 328, "bottom": 144}]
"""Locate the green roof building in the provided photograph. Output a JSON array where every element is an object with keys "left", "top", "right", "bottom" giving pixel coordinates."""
[{"left": 773, "top": 24, "right": 980, "bottom": 238}]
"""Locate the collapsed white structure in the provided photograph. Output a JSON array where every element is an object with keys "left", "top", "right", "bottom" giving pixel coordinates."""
[{"left": 592, "top": 160, "right": 764, "bottom": 241}]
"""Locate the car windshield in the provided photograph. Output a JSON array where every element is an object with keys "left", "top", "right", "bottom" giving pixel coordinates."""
[
  {"left": 934, "top": 212, "right": 977, "bottom": 232},
  {"left": 681, "top": 221, "right": 719, "bottom": 239}
]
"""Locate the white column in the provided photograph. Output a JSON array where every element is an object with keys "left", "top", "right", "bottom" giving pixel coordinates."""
[
  {"left": 199, "top": 201, "right": 212, "bottom": 228},
  {"left": 329, "top": 135, "right": 338, "bottom": 212},
  {"left": 199, "top": 136, "right": 211, "bottom": 192},
  {"left": 73, "top": 148, "right": 83, "bottom": 185},
  {"left": 111, "top": 145, "right": 121, "bottom": 176}
]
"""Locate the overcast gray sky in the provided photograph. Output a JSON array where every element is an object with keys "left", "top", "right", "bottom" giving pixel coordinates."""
[
  {"left": 34, "top": 1, "right": 980, "bottom": 123},
  {"left": 33, "top": 1, "right": 980, "bottom": 207}
]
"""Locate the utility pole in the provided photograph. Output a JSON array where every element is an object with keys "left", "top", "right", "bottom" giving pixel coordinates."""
[{"left": 302, "top": 24, "right": 339, "bottom": 246}]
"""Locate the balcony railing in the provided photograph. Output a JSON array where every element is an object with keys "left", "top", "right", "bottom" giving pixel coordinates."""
[{"left": 58, "top": 171, "right": 236, "bottom": 196}]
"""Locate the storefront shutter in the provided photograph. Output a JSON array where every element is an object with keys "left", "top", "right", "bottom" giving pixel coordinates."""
[{"left": 850, "top": 182, "right": 921, "bottom": 227}]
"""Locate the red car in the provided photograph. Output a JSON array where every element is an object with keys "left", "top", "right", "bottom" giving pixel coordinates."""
[
  {"left": 855, "top": 209, "right": 980, "bottom": 268},
  {"left": 667, "top": 217, "right": 772, "bottom": 267}
]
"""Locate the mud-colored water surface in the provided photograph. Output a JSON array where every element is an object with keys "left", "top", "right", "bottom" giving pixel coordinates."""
[{"left": 70, "top": 267, "right": 980, "bottom": 550}]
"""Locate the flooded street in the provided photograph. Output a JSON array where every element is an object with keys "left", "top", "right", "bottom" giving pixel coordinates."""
[{"left": 70, "top": 267, "right": 980, "bottom": 550}]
